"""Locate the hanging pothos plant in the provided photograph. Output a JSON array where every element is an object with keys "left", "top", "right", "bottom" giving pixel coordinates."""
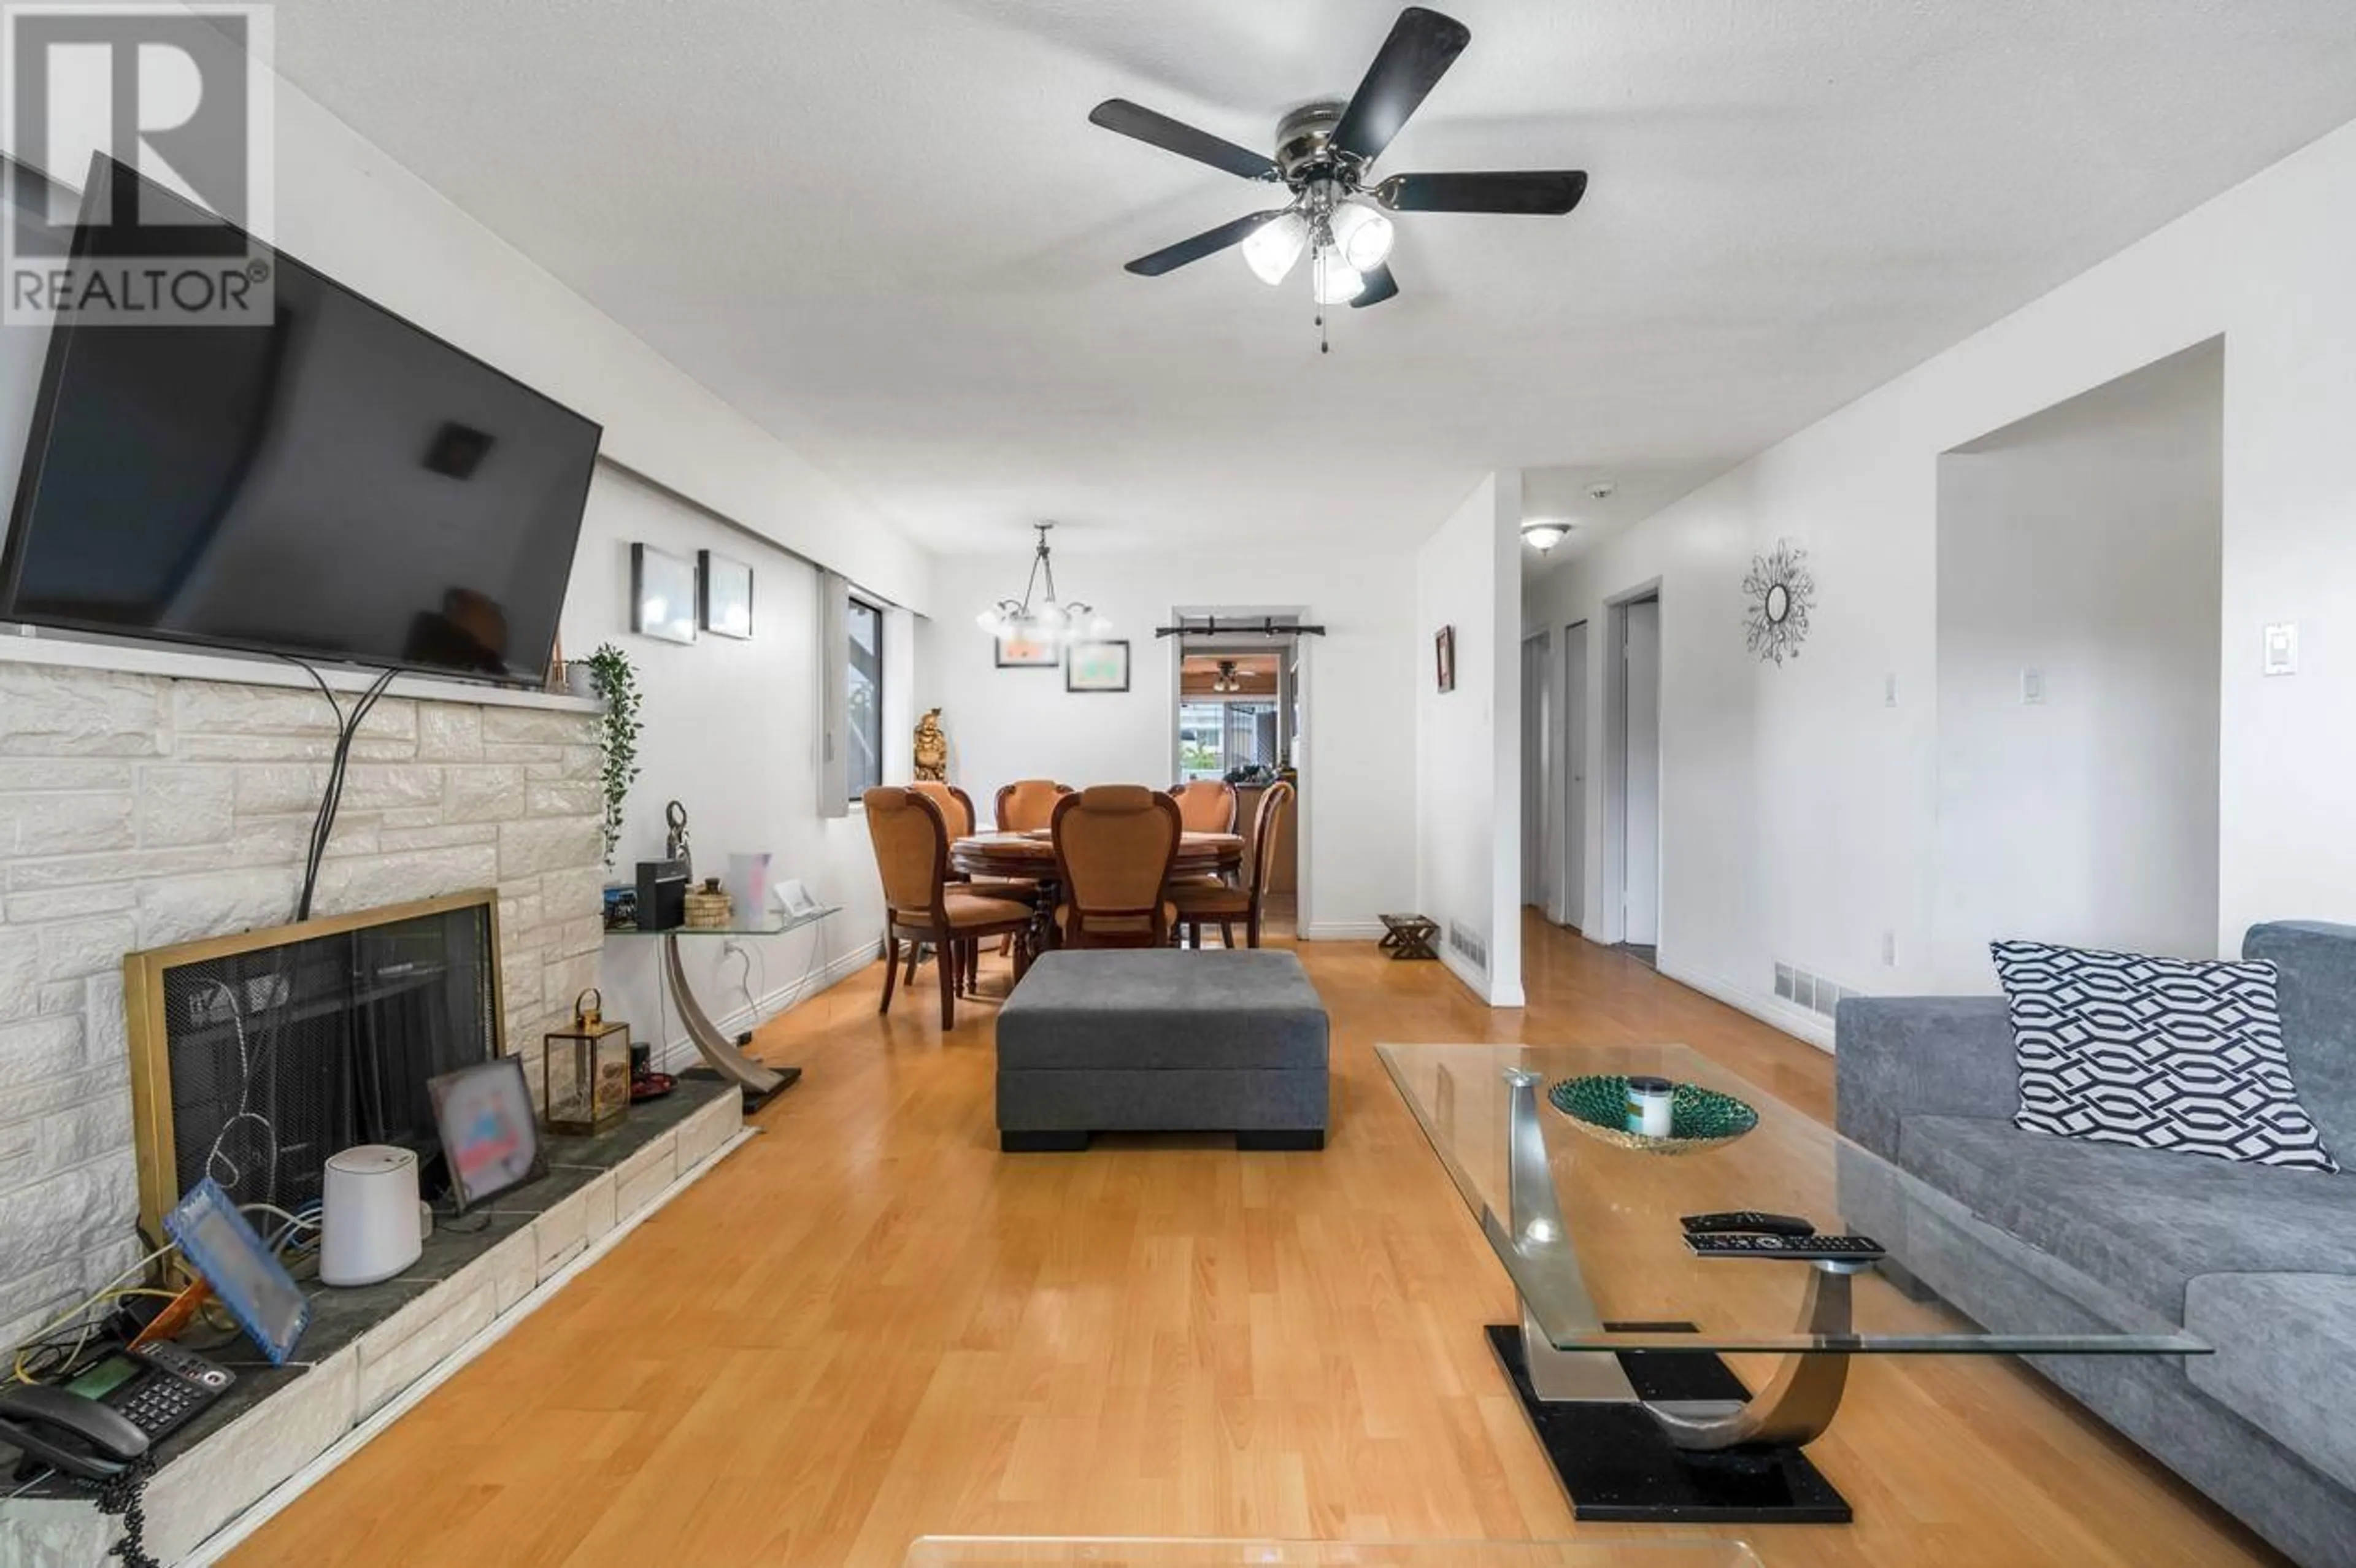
[{"left": 583, "top": 643, "right": 642, "bottom": 870}]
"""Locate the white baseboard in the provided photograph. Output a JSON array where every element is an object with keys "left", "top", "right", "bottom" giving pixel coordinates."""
[
  {"left": 652, "top": 936, "right": 882, "bottom": 1074},
  {"left": 1654, "top": 955, "right": 1834, "bottom": 1054}
]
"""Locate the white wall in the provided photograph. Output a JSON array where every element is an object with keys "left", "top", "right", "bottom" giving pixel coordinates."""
[
  {"left": 556, "top": 467, "right": 903, "bottom": 1063},
  {"left": 1933, "top": 342, "right": 2223, "bottom": 988},
  {"left": 922, "top": 550, "right": 1418, "bottom": 938},
  {"left": 1415, "top": 474, "right": 1525, "bottom": 1006},
  {"left": 1526, "top": 115, "right": 2356, "bottom": 1043},
  {"left": 0, "top": 21, "right": 930, "bottom": 617},
  {"left": 0, "top": 26, "right": 931, "bottom": 1063}
]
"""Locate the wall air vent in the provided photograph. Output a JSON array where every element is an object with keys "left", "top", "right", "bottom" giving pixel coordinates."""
[
  {"left": 1449, "top": 921, "right": 1488, "bottom": 972},
  {"left": 1773, "top": 961, "right": 1855, "bottom": 1021}
]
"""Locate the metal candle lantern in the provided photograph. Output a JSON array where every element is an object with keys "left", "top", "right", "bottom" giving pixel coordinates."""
[{"left": 542, "top": 987, "right": 631, "bottom": 1136}]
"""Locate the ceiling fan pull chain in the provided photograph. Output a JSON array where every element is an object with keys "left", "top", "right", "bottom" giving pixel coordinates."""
[{"left": 1315, "top": 249, "right": 1330, "bottom": 354}]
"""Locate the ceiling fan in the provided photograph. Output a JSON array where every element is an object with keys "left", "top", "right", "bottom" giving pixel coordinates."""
[{"left": 1088, "top": 6, "right": 1587, "bottom": 326}]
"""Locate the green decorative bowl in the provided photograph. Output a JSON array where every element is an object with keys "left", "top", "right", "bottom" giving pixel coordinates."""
[{"left": 1547, "top": 1075, "right": 1759, "bottom": 1155}]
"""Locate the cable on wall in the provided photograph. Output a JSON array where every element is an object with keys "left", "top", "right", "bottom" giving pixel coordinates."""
[{"left": 278, "top": 659, "right": 401, "bottom": 921}]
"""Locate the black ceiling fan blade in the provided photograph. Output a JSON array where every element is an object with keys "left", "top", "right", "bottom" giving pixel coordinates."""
[
  {"left": 1375, "top": 170, "right": 1588, "bottom": 215},
  {"left": 1089, "top": 99, "right": 1279, "bottom": 182},
  {"left": 1351, "top": 263, "right": 1400, "bottom": 307},
  {"left": 1330, "top": 7, "right": 1472, "bottom": 165},
  {"left": 1124, "top": 210, "right": 1284, "bottom": 276}
]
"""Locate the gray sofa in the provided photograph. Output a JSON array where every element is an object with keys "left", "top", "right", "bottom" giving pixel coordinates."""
[{"left": 1836, "top": 921, "right": 2356, "bottom": 1567}]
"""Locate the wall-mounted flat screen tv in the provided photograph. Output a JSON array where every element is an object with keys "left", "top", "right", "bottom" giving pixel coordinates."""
[{"left": 0, "top": 158, "right": 601, "bottom": 686}]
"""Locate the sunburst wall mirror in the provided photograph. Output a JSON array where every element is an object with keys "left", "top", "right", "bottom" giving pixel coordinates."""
[{"left": 1742, "top": 539, "right": 1815, "bottom": 666}]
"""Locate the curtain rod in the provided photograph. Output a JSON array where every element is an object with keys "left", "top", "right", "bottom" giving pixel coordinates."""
[{"left": 1154, "top": 617, "right": 1327, "bottom": 639}]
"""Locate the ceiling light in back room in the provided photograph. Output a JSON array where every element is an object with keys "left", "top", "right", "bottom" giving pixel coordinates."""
[{"left": 1521, "top": 518, "right": 1573, "bottom": 552}]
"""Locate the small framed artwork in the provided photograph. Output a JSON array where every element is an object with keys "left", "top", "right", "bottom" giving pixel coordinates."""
[
  {"left": 1434, "top": 625, "right": 1456, "bottom": 693},
  {"left": 631, "top": 543, "right": 697, "bottom": 645},
  {"left": 698, "top": 550, "right": 754, "bottom": 639},
  {"left": 1066, "top": 639, "right": 1130, "bottom": 693},
  {"left": 995, "top": 632, "right": 1060, "bottom": 669}
]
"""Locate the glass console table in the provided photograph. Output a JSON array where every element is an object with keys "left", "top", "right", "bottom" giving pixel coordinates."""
[
  {"left": 906, "top": 1540, "right": 1759, "bottom": 1568},
  {"left": 608, "top": 906, "right": 839, "bottom": 1110},
  {"left": 1376, "top": 1042, "right": 2206, "bottom": 1525}
]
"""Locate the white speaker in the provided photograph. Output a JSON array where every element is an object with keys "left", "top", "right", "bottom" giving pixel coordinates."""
[{"left": 319, "top": 1144, "right": 424, "bottom": 1286}]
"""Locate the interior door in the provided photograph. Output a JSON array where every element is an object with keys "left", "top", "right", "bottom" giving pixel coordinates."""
[
  {"left": 1621, "top": 599, "right": 1661, "bottom": 946},
  {"left": 1563, "top": 623, "right": 1588, "bottom": 931},
  {"left": 1520, "top": 630, "right": 1552, "bottom": 909}
]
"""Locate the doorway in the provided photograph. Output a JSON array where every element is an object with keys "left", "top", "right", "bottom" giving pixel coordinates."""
[
  {"left": 1560, "top": 621, "right": 1589, "bottom": 932},
  {"left": 1520, "top": 629, "right": 1554, "bottom": 913},
  {"left": 1603, "top": 591, "right": 1661, "bottom": 961},
  {"left": 1169, "top": 616, "right": 1304, "bottom": 934}
]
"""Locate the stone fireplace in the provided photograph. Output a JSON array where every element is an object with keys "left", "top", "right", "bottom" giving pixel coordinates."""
[{"left": 0, "top": 643, "right": 608, "bottom": 1352}]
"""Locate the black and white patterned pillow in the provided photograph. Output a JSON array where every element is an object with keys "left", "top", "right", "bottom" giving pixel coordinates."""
[{"left": 1991, "top": 941, "right": 2339, "bottom": 1172}]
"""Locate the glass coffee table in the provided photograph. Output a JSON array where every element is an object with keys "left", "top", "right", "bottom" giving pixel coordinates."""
[
  {"left": 1377, "top": 1043, "right": 2207, "bottom": 1524},
  {"left": 907, "top": 1540, "right": 1758, "bottom": 1567}
]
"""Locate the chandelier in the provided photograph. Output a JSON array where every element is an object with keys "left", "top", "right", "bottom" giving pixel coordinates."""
[{"left": 975, "top": 523, "right": 1109, "bottom": 642}]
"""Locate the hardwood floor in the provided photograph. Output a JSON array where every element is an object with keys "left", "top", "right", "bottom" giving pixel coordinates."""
[{"left": 231, "top": 919, "right": 2284, "bottom": 1567}]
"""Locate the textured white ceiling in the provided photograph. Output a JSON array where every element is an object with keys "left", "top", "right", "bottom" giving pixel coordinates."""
[{"left": 263, "top": 0, "right": 2356, "bottom": 556}]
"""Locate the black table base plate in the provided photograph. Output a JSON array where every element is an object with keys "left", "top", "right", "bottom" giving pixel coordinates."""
[
  {"left": 1486, "top": 1323, "right": 1852, "bottom": 1524},
  {"left": 741, "top": 1064, "right": 802, "bottom": 1112}
]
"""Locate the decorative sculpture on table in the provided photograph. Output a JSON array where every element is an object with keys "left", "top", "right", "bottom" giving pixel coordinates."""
[
  {"left": 914, "top": 707, "right": 949, "bottom": 783},
  {"left": 664, "top": 799, "right": 691, "bottom": 880},
  {"left": 1742, "top": 539, "right": 1815, "bottom": 666}
]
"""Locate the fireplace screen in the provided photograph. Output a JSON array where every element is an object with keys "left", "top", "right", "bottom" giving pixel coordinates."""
[{"left": 125, "top": 890, "right": 502, "bottom": 1240}]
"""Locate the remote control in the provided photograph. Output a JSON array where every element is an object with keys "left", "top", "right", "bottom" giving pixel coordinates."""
[
  {"left": 1684, "top": 1232, "right": 1887, "bottom": 1262},
  {"left": 1679, "top": 1211, "right": 1817, "bottom": 1238}
]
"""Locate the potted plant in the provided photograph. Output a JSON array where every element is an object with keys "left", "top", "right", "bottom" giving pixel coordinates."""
[{"left": 583, "top": 643, "right": 642, "bottom": 870}]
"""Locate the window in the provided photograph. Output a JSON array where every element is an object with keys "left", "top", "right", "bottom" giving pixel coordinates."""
[
  {"left": 846, "top": 597, "right": 883, "bottom": 801},
  {"left": 1177, "top": 699, "right": 1279, "bottom": 782}
]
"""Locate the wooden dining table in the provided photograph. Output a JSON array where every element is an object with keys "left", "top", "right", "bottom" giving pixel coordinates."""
[
  {"left": 950, "top": 828, "right": 1244, "bottom": 952},
  {"left": 950, "top": 828, "right": 1244, "bottom": 882}
]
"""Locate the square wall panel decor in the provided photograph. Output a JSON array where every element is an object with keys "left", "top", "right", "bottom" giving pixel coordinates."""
[
  {"left": 996, "top": 631, "right": 1060, "bottom": 668},
  {"left": 1066, "top": 638, "right": 1130, "bottom": 693},
  {"left": 699, "top": 550, "right": 753, "bottom": 639},
  {"left": 632, "top": 542, "right": 696, "bottom": 645}
]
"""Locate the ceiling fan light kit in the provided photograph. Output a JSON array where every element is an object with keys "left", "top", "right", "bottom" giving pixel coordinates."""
[{"left": 1088, "top": 6, "right": 1588, "bottom": 350}]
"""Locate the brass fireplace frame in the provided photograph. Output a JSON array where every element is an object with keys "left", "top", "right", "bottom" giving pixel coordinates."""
[{"left": 121, "top": 888, "right": 505, "bottom": 1243}]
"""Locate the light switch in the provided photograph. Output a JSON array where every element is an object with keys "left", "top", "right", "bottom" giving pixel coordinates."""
[
  {"left": 2264, "top": 623, "right": 2298, "bottom": 677},
  {"left": 1884, "top": 673, "right": 1898, "bottom": 707},
  {"left": 2021, "top": 668, "right": 2045, "bottom": 705}
]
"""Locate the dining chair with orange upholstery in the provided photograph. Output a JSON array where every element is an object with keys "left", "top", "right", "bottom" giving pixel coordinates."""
[
  {"left": 1171, "top": 780, "right": 1292, "bottom": 949},
  {"left": 994, "top": 778, "right": 1072, "bottom": 832},
  {"left": 1050, "top": 785, "right": 1181, "bottom": 949},
  {"left": 1168, "top": 778, "right": 1237, "bottom": 834},
  {"left": 917, "top": 779, "right": 1041, "bottom": 969},
  {"left": 864, "top": 787, "right": 1036, "bottom": 1027}
]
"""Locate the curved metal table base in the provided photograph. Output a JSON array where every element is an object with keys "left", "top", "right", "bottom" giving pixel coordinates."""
[
  {"left": 1494, "top": 1069, "right": 1855, "bottom": 1521},
  {"left": 662, "top": 932, "right": 801, "bottom": 1110},
  {"left": 1639, "top": 1263, "right": 1860, "bottom": 1451}
]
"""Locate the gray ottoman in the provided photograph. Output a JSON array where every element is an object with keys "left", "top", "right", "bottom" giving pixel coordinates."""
[{"left": 996, "top": 950, "right": 1330, "bottom": 1151}]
